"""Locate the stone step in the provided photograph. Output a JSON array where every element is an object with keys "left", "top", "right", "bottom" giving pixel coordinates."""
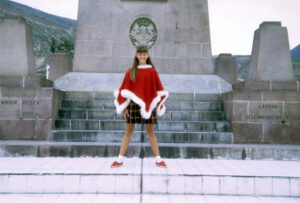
[
  {"left": 61, "top": 100, "right": 224, "bottom": 111},
  {"left": 57, "top": 109, "right": 226, "bottom": 121},
  {"left": 63, "top": 91, "right": 221, "bottom": 102},
  {"left": 0, "top": 141, "right": 299, "bottom": 160},
  {"left": 0, "top": 157, "right": 299, "bottom": 196},
  {"left": 50, "top": 130, "right": 234, "bottom": 144},
  {"left": 54, "top": 119, "right": 230, "bottom": 132}
]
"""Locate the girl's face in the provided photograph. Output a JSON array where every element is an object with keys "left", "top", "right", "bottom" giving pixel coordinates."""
[{"left": 136, "top": 52, "right": 148, "bottom": 65}]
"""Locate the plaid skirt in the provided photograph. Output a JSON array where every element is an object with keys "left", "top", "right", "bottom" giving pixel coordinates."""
[{"left": 126, "top": 101, "right": 157, "bottom": 124}]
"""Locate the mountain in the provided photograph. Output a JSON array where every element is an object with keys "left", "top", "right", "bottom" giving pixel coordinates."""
[
  {"left": 0, "top": 0, "right": 76, "bottom": 77},
  {"left": 291, "top": 44, "right": 300, "bottom": 63}
]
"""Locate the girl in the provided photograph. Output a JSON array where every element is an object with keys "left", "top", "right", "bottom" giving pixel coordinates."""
[{"left": 112, "top": 45, "right": 169, "bottom": 168}]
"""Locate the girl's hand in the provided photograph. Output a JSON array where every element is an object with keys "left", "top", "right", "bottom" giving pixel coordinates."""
[{"left": 123, "top": 108, "right": 129, "bottom": 119}]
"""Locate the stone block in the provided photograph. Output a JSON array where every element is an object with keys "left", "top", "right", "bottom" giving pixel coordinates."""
[
  {"left": 224, "top": 91, "right": 263, "bottom": 102},
  {"left": 184, "top": 176, "right": 202, "bottom": 194},
  {"left": 237, "top": 177, "right": 255, "bottom": 195},
  {"left": 215, "top": 54, "right": 237, "bottom": 84},
  {"left": 0, "top": 98, "right": 20, "bottom": 119},
  {"left": 0, "top": 145, "right": 37, "bottom": 157},
  {"left": 263, "top": 123, "right": 300, "bottom": 144},
  {"left": 247, "top": 101, "right": 283, "bottom": 122},
  {"left": 98, "top": 175, "right": 116, "bottom": 193},
  {"left": 272, "top": 178, "right": 290, "bottom": 196},
  {"left": 48, "top": 52, "right": 72, "bottom": 81},
  {"left": 220, "top": 176, "right": 237, "bottom": 194},
  {"left": 203, "top": 176, "right": 219, "bottom": 194},
  {"left": 231, "top": 122, "right": 263, "bottom": 143},
  {"left": 168, "top": 176, "right": 185, "bottom": 193},
  {"left": 44, "top": 175, "right": 63, "bottom": 193},
  {"left": 80, "top": 175, "right": 99, "bottom": 193},
  {"left": 153, "top": 42, "right": 178, "bottom": 58},
  {"left": 26, "top": 175, "right": 44, "bottom": 193},
  {"left": 62, "top": 175, "right": 80, "bottom": 193},
  {"left": 263, "top": 92, "right": 300, "bottom": 102},
  {"left": 39, "top": 145, "right": 72, "bottom": 157},
  {"left": 1, "top": 88, "right": 36, "bottom": 98},
  {"left": 0, "top": 76, "right": 23, "bottom": 87},
  {"left": 187, "top": 44, "right": 202, "bottom": 58},
  {"left": 248, "top": 22, "right": 294, "bottom": 81},
  {"left": 36, "top": 119, "right": 52, "bottom": 140},
  {"left": 0, "top": 120, "right": 36, "bottom": 140},
  {"left": 254, "top": 177, "right": 272, "bottom": 196},
  {"left": 290, "top": 178, "right": 300, "bottom": 196},
  {"left": 0, "top": 16, "right": 36, "bottom": 77},
  {"left": 231, "top": 101, "right": 248, "bottom": 121},
  {"left": 189, "top": 28, "right": 210, "bottom": 43}
]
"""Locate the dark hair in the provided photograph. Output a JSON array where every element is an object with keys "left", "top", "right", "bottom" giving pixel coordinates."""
[{"left": 130, "top": 45, "right": 155, "bottom": 82}]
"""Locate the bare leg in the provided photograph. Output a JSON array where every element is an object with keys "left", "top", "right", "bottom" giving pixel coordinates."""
[
  {"left": 145, "top": 124, "right": 160, "bottom": 156},
  {"left": 119, "top": 124, "right": 135, "bottom": 156}
]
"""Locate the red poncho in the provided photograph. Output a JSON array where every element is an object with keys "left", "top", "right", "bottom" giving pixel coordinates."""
[{"left": 114, "top": 65, "right": 168, "bottom": 119}]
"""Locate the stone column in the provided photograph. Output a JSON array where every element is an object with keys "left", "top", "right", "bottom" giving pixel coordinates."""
[
  {"left": 248, "top": 22, "right": 294, "bottom": 81},
  {"left": 215, "top": 54, "right": 237, "bottom": 84},
  {"left": 73, "top": 0, "right": 213, "bottom": 74},
  {"left": 48, "top": 51, "right": 72, "bottom": 81},
  {"left": 0, "top": 16, "right": 36, "bottom": 76}
]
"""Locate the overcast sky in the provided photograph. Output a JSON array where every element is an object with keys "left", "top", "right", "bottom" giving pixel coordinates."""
[{"left": 10, "top": 0, "right": 300, "bottom": 55}]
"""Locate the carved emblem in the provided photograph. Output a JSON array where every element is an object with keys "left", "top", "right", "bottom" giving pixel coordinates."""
[{"left": 129, "top": 17, "right": 157, "bottom": 48}]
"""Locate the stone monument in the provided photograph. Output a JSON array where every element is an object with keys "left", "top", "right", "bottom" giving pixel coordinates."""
[
  {"left": 0, "top": 16, "right": 63, "bottom": 140},
  {"left": 0, "top": 16, "right": 35, "bottom": 76},
  {"left": 215, "top": 54, "right": 237, "bottom": 84},
  {"left": 222, "top": 22, "right": 300, "bottom": 144},
  {"left": 248, "top": 22, "right": 294, "bottom": 81},
  {"left": 55, "top": 0, "right": 231, "bottom": 94}
]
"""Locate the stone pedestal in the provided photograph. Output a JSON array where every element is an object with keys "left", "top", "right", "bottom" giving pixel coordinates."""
[
  {"left": 248, "top": 22, "right": 294, "bottom": 81},
  {"left": 0, "top": 86, "right": 63, "bottom": 140},
  {"left": 0, "top": 16, "right": 36, "bottom": 76},
  {"left": 215, "top": 54, "right": 237, "bottom": 84},
  {"left": 0, "top": 17, "right": 63, "bottom": 141},
  {"left": 222, "top": 81, "right": 300, "bottom": 144},
  {"left": 48, "top": 52, "right": 72, "bottom": 81},
  {"left": 73, "top": 0, "right": 213, "bottom": 74}
]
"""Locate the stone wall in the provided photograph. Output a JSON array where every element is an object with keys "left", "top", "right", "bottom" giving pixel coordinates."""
[
  {"left": 73, "top": 0, "right": 213, "bottom": 74},
  {"left": 222, "top": 81, "right": 300, "bottom": 144},
  {"left": 0, "top": 85, "right": 63, "bottom": 140}
]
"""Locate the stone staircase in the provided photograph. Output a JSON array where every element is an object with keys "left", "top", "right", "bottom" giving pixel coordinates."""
[
  {"left": 1, "top": 91, "right": 300, "bottom": 160},
  {"left": 48, "top": 91, "right": 235, "bottom": 158}
]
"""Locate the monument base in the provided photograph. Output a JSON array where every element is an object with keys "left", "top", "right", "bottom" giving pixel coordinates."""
[
  {"left": 54, "top": 72, "right": 232, "bottom": 94},
  {"left": 0, "top": 77, "right": 63, "bottom": 140},
  {"left": 222, "top": 81, "right": 300, "bottom": 144}
]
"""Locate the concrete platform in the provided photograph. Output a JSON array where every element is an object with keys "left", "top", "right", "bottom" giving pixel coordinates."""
[
  {"left": 54, "top": 73, "right": 232, "bottom": 94},
  {"left": 0, "top": 157, "right": 299, "bottom": 197}
]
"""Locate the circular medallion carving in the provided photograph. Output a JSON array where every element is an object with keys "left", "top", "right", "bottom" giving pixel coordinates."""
[{"left": 129, "top": 17, "right": 158, "bottom": 48}]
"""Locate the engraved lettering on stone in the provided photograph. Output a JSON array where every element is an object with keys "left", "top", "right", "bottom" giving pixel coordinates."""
[
  {"left": 0, "top": 100, "right": 18, "bottom": 105},
  {"left": 259, "top": 103, "right": 279, "bottom": 109},
  {"left": 22, "top": 100, "right": 40, "bottom": 105}
]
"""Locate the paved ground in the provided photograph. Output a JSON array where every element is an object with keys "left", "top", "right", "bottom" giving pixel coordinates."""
[
  {"left": 0, "top": 194, "right": 300, "bottom": 203},
  {"left": 0, "top": 157, "right": 299, "bottom": 202}
]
